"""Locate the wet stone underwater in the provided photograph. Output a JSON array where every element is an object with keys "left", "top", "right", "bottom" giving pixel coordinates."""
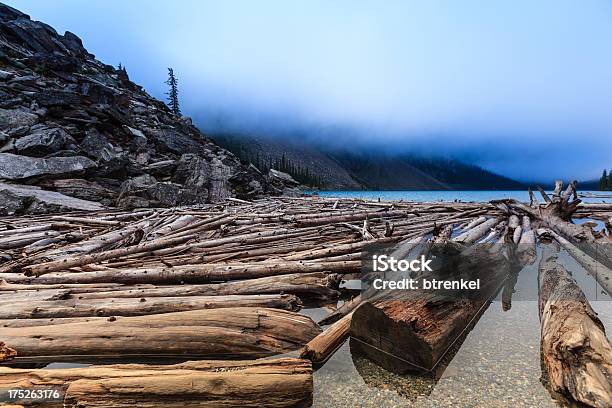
[{"left": 304, "top": 247, "right": 612, "bottom": 408}]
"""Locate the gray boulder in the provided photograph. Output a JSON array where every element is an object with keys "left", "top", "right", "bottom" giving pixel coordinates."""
[
  {"left": 40, "top": 178, "right": 116, "bottom": 204},
  {"left": 172, "top": 153, "right": 233, "bottom": 203},
  {"left": 79, "top": 129, "right": 119, "bottom": 161},
  {"left": 147, "top": 182, "right": 182, "bottom": 207},
  {"left": 144, "top": 160, "right": 176, "bottom": 178},
  {"left": 0, "top": 182, "right": 104, "bottom": 215},
  {"left": 0, "top": 153, "right": 96, "bottom": 180},
  {"left": 0, "top": 108, "right": 38, "bottom": 131},
  {"left": 148, "top": 127, "right": 207, "bottom": 156},
  {"left": 14, "top": 127, "right": 72, "bottom": 157},
  {"left": 268, "top": 169, "right": 299, "bottom": 186},
  {"left": 116, "top": 176, "right": 183, "bottom": 208}
]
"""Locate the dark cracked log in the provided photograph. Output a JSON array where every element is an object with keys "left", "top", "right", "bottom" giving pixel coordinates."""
[
  {"left": 538, "top": 242, "right": 612, "bottom": 408},
  {"left": 0, "top": 358, "right": 313, "bottom": 408},
  {"left": 0, "top": 308, "right": 321, "bottom": 361},
  {"left": 350, "top": 244, "right": 510, "bottom": 374}
]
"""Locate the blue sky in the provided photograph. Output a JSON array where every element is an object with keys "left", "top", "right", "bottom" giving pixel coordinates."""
[{"left": 6, "top": 0, "right": 612, "bottom": 181}]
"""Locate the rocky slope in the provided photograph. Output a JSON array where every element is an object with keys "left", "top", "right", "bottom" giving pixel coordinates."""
[
  {"left": 213, "top": 133, "right": 362, "bottom": 189},
  {"left": 0, "top": 3, "right": 286, "bottom": 215}
]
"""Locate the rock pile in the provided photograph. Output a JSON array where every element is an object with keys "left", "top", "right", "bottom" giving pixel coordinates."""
[{"left": 0, "top": 2, "right": 284, "bottom": 214}]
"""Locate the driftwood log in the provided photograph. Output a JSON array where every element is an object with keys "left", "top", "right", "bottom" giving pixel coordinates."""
[
  {"left": 0, "top": 358, "right": 313, "bottom": 407},
  {"left": 0, "top": 294, "right": 301, "bottom": 319},
  {"left": 538, "top": 241, "right": 612, "bottom": 407},
  {"left": 301, "top": 311, "right": 353, "bottom": 365},
  {"left": 1, "top": 308, "right": 321, "bottom": 360}
]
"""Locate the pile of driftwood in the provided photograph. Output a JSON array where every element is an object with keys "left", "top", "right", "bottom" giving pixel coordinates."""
[{"left": 0, "top": 183, "right": 610, "bottom": 407}]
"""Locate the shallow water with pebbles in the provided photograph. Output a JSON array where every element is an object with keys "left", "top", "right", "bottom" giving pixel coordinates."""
[
  {"left": 309, "top": 245, "right": 612, "bottom": 408},
  {"left": 313, "top": 300, "right": 611, "bottom": 407}
]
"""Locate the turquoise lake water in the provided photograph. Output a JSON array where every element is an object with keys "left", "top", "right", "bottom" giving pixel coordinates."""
[{"left": 314, "top": 190, "right": 611, "bottom": 203}]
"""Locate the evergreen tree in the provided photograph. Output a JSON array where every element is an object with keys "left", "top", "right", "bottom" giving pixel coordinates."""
[
  {"left": 608, "top": 171, "right": 612, "bottom": 191},
  {"left": 601, "top": 170, "right": 608, "bottom": 191},
  {"left": 165, "top": 68, "right": 181, "bottom": 115}
]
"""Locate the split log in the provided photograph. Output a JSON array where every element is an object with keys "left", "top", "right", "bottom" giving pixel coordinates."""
[
  {"left": 0, "top": 342, "right": 17, "bottom": 362},
  {"left": 538, "top": 242, "right": 612, "bottom": 407},
  {"left": 0, "top": 358, "right": 313, "bottom": 408},
  {"left": 1, "top": 308, "right": 321, "bottom": 360},
  {"left": 0, "top": 294, "right": 301, "bottom": 319},
  {"left": 301, "top": 311, "right": 353, "bottom": 365}
]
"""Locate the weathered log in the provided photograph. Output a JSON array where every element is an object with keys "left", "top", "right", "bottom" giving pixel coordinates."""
[
  {"left": 0, "top": 317, "right": 107, "bottom": 328},
  {"left": 0, "top": 294, "right": 301, "bottom": 319},
  {"left": 538, "top": 242, "right": 612, "bottom": 407},
  {"left": 301, "top": 311, "right": 353, "bottom": 365},
  {"left": 23, "top": 235, "right": 196, "bottom": 276},
  {"left": 0, "top": 358, "right": 313, "bottom": 408},
  {"left": 66, "top": 272, "right": 341, "bottom": 301},
  {"left": 1, "top": 308, "right": 321, "bottom": 360},
  {"left": 4, "top": 261, "right": 359, "bottom": 285},
  {"left": 318, "top": 295, "right": 362, "bottom": 325},
  {"left": 295, "top": 211, "right": 406, "bottom": 227},
  {"left": 0, "top": 281, "right": 129, "bottom": 292},
  {"left": 492, "top": 193, "right": 592, "bottom": 242},
  {"left": 453, "top": 217, "right": 499, "bottom": 244},
  {"left": 517, "top": 216, "right": 536, "bottom": 264},
  {"left": 543, "top": 229, "right": 612, "bottom": 297}
]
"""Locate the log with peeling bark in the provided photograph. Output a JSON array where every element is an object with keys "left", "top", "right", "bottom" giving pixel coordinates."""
[
  {"left": 301, "top": 311, "right": 353, "bottom": 365},
  {"left": 1, "top": 308, "right": 321, "bottom": 361},
  {"left": 538, "top": 242, "right": 612, "bottom": 408},
  {"left": 0, "top": 294, "right": 301, "bottom": 319},
  {"left": 0, "top": 358, "right": 313, "bottom": 408}
]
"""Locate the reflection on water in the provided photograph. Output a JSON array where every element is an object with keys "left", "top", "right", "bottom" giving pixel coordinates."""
[{"left": 312, "top": 246, "right": 611, "bottom": 408}]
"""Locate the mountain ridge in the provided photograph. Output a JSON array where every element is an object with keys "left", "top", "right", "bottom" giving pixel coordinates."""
[{"left": 212, "top": 133, "right": 526, "bottom": 190}]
